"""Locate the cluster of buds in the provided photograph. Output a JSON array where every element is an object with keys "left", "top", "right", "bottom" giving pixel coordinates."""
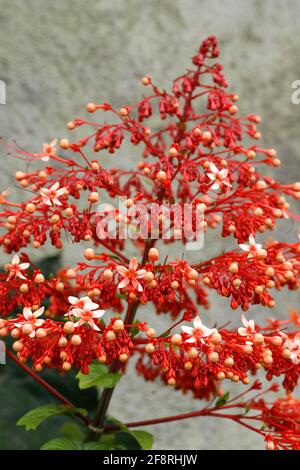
[{"left": 0, "top": 36, "right": 300, "bottom": 450}]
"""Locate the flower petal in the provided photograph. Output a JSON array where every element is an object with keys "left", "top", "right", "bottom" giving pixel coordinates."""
[
  {"left": 136, "top": 269, "right": 146, "bottom": 279},
  {"left": 116, "top": 265, "right": 128, "bottom": 277},
  {"left": 34, "top": 307, "right": 45, "bottom": 318},
  {"left": 23, "top": 307, "right": 32, "bottom": 320},
  {"left": 129, "top": 257, "right": 138, "bottom": 271},
  {"left": 12, "top": 255, "right": 20, "bottom": 266},
  {"left": 118, "top": 278, "right": 129, "bottom": 289},
  {"left": 181, "top": 325, "right": 194, "bottom": 335},
  {"left": 193, "top": 316, "right": 203, "bottom": 330}
]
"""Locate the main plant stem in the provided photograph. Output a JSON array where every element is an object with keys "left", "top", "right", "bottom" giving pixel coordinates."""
[{"left": 88, "top": 240, "right": 154, "bottom": 439}]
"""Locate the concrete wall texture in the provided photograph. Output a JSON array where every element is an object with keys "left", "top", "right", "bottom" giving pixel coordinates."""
[{"left": 0, "top": 0, "right": 300, "bottom": 449}]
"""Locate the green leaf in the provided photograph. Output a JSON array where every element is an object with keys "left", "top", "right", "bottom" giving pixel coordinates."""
[
  {"left": 130, "top": 430, "right": 154, "bottom": 450},
  {"left": 17, "top": 404, "right": 88, "bottom": 431},
  {"left": 76, "top": 364, "right": 121, "bottom": 390},
  {"left": 116, "top": 431, "right": 142, "bottom": 450},
  {"left": 216, "top": 391, "right": 230, "bottom": 408},
  {"left": 60, "top": 422, "right": 84, "bottom": 440},
  {"left": 0, "top": 355, "right": 98, "bottom": 450},
  {"left": 41, "top": 437, "right": 84, "bottom": 450},
  {"left": 84, "top": 441, "right": 111, "bottom": 450},
  {"left": 42, "top": 436, "right": 119, "bottom": 451}
]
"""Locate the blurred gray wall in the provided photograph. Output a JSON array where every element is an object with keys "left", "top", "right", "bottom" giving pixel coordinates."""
[{"left": 0, "top": 0, "right": 300, "bottom": 449}]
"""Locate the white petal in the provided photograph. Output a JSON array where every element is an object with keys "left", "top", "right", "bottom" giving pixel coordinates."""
[
  {"left": 209, "top": 162, "right": 218, "bottom": 174},
  {"left": 53, "top": 198, "right": 62, "bottom": 206},
  {"left": 238, "top": 327, "right": 248, "bottom": 336},
  {"left": 129, "top": 257, "right": 138, "bottom": 271},
  {"left": 89, "top": 320, "right": 100, "bottom": 331},
  {"left": 68, "top": 296, "right": 79, "bottom": 305},
  {"left": 92, "top": 310, "right": 105, "bottom": 318},
  {"left": 118, "top": 278, "right": 129, "bottom": 289},
  {"left": 50, "top": 182, "right": 60, "bottom": 191},
  {"left": 35, "top": 319, "right": 44, "bottom": 327},
  {"left": 239, "top": 244, "right": 250, "bottom": 252},
  {"left": 19, "top": 262, "right": 30, "bottom": 270},
  {"left": 34, "top": 307, "right": 45, "bottom": 318},
  {"left": 185, "top": 337, "right": 196, "bottom": 343},
  {"left": 136, "top": 280, "right": 143, "bottom": 292},
  {"left": 202, "top": 327, "right": 216, "bottom": 337},
  {"left": 116, "top": 265, "right": 128, "bottom": 277},
  {"left": 249, "top": 234, "right": 256, "bottom": 246},
  {"left": 86, "top": 301, "right": 100, "bottom": 311},
  {"left": 219, "top": 169, "right": 229, "bottom": 179},
  {"left": 23, "top": 307, "right": 32, "bottom": 320},
  {"left": 241, "top": 314, "right": 248, "bottom": 328},
  {"left": 193, "top": 316, "right": 203, "bottom": 329},
  {"left": 55, "top": 188, "right": 66, "bottom": 197},
  {"left": 211, "top": 181, "right": 220, "bottom": 191},
  {"left": 12, "top": 255, "right": 20, "bottom": 266},
  {"left": 136, "top": 269, "right": 146, "bottom": 279},
  {"left": 181, "top": 325, "right": 194, "bottom": 335},
  {"left": 16, "top": 272, "right": 27, "bottom": 280}
]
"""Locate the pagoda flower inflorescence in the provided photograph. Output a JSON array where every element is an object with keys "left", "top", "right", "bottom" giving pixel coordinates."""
[{"left": 0, "top": 36, "right": 300, "bottom": 450}]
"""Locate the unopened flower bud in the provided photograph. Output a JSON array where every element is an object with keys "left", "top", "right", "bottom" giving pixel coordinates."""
[
  {"left": 60, "top": 138, "right": 70, "bottom": 149},
  {"left": 71, "top": 335, "right": 82, "bottom": 346},
  {"left": 22, "top": 323, "right": 33, "bottom": 335},
  {"left": 103, "top": 269, "right": 113, "bottom": 281},
  {"left": 119, "top": 353, "right": 128, "bottom": 363},
  {"left": 25, "top": 203, "right": 36, "bottom": 213},
  {"left": 84, "top": 248, "right": 95, "bottom": 260},
  {"left": 146, "top": 328, "right": 156, "bottom": 338},
  {"left": 86, "top": 102, "right": 96, "bottom": 113},
  {"left": 35, "top": 273, "right": 45, "bottom": 283},
  {"left": 171, "top": 334, "right": 182, "bottom": 345},
  {"left": 106, "top": 330, "right": 116, "bottom": 341},
  {"left": 58, "top": 337, "right": 68, "bottom": 347},
  {"left": 145, "top": 343, "right": 155, "bottom": 354},
  {"left": 88, "top": 192, "right": 99, "bottom": 203},
  {"left": 156, "top": 170, "right": 167, "bottom": 182},
  {"left": 148, "top": 248, "right": 159, "bottom": 261},
  {"left": 208, "top": 351, "right": 219, "bottom": 362},
  {"left": 64, "top": 321, "right": 75, "bottom": 334},
  {"left": 229, "top": 262, "right": 238, "bottom": 274},
  {"left": 113, "top": 319, "right": 124, "bottom": 332},
  {"left": 141, "top": 76, "right": 151, "bottom": 86}
]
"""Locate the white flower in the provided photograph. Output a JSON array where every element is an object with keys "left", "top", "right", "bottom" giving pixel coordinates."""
[
  {"left": 239, "top": 234, "right": 262, "bottom": 258},
  {"left": 181, "top": 316, "right": 217, "bottom": 343},
  {"left": 42, "top": 138, "right": 57, "bottom": 161},
  {"left": 207, "top": 162, "right": 232, "bottom": 191},
  {"left": 116, "top": 257, "right": 146, "bottom": 292},
  {"left": 14, "top": 306, "right": 45, "bottom": 338},
  {"left": 67, "top": 298, "right": 105, "bottom": 331},
  {"left": 40, "top": 182, "right": 66, "bottom": 207},
  {"left": 238, "top": 314, "right": 256, "bottom": 336},
  {"left": 284, "top": 335, "right": 300, "bottom": 365},
  {"left": 4, "top": 254, "right": 30, "bottom": 280}
]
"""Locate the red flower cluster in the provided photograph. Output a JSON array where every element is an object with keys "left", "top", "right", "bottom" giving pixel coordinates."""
[{"left": 0, "top": 36, "right": 300, "bottom": 449}]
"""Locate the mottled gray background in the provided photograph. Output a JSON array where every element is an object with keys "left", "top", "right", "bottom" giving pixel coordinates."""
[{"left": 0, "top": 0, "right": 300, "bottom": 450}]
